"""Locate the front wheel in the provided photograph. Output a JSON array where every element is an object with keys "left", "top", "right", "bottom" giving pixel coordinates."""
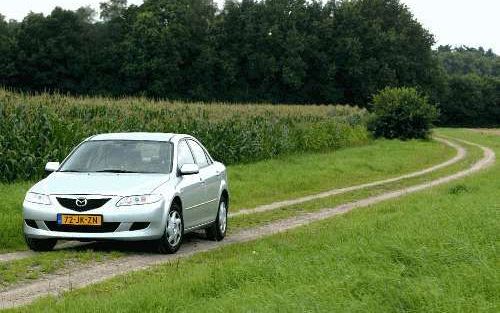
[
  {"left": 25, "top": 236, "right": 57, "bottom": 252},
  {"left": 206, "top": 196, "right": 228, "bottom": 241},
  {"left": 157, "top": 203, "right": 183, "bottom": 254}
]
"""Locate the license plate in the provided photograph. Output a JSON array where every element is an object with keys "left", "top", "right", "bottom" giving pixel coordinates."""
[{"left": 57, "top": 214, "right": 102, "bottom": 226}]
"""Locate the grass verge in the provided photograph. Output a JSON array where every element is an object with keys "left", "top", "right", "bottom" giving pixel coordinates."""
[{"left": 0, "top": 182, "right": 32, "bottom": 252}]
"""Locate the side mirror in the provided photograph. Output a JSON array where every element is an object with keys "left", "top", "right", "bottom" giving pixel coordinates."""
[
  {"left": 45, "top": 162, "right": 60, "bottom": 174},
  {"left": 179, "top": 163, "right": 199, "bottom": 175}
]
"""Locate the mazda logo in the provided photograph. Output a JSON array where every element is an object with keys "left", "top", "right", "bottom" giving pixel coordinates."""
[{"left": 75, "top": 197, "right": 88, "bottom": 207}]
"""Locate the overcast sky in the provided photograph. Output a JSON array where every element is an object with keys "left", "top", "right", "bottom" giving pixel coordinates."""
[{"left": 0, "top": 0, "right": 498, "bottom": 53}]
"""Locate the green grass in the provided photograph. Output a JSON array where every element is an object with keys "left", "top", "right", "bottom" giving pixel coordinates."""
[
  {"left": 229, "top": 134, "right": 484, "bottom": 232},
  {"left": 229, "top": 138, "right": 453, "bottom": 210},
  {"left": 0, "top": 182, "right": 32, "bottom": 252},
  {"left": 0, "top": 250, "right": 121, "bottom": 289},
  {"left": 6, "top": 129, "right": 498, "bottom": 312},
  {"left": 0, "top": 138, "right": 453, "bottom": 253}
]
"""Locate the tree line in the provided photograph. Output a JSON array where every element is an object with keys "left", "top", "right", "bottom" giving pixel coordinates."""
[
  {"left": 435, "top": 46, "right": 499, "bottom": 126},
  {"left": 0, "top": 0, "right": 498, "bottom": 126}
]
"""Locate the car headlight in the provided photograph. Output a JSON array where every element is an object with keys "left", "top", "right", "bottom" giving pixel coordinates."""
[
  {"left": 116, "top": 194, "right": 163, "bottom": 207},
  {"left": 25, "top": 192, "right": 52, "bottom": 205}
]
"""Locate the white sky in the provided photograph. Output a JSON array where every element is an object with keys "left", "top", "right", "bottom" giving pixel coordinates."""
[{"left": 0, "top": 0, "right": 498, "bottom": 53}]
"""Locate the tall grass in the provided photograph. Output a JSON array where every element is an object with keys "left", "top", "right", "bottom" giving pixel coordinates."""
[{"left": 0, "top": 89, "right": 369, "bottom": 182}]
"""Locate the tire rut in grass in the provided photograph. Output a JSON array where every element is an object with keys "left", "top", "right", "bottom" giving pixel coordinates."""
[{"left": 230, "top": 137, "right": 466, "bottom": 217}]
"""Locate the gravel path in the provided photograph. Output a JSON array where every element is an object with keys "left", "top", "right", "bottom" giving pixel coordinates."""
[
  {"left": 0, "top": 136, "right": 494, "bottom": 310},
  {"left": 0, "top": 137, "right": 464, "bottom": 264}
]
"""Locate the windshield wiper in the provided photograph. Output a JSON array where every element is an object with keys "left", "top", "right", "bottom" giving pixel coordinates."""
[
  {"left": 95, "top": 169, "right": 137, "bottom": 173},
  {"left": 59, "top": 170, "right": 85, "bottom": 173}
]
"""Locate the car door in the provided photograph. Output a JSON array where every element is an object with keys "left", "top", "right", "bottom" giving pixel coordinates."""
[
  {"left": 187, "top": 139, "right": 220, "bottom": 224},
  {"left": 176, "top": 139, "right": 206, "bottom": 229}
]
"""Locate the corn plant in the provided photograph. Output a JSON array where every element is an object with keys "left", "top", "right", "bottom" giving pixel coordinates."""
[{"left": 0, "top": 89, "right": 370, "bottom": 182}]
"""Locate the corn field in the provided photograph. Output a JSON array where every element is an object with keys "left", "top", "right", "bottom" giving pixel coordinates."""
[{"left": 0, "top": 89, "right": 370, "bottom": 182}]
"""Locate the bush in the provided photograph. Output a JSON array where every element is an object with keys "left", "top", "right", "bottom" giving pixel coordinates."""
[
  {"left": 0, "top": 89, "right": 370, "bottom": 183},
  {"left": 368, "top": 87, "right": 438, "bottom": 139}
]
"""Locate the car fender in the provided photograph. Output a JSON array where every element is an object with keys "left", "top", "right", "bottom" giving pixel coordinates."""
[
  {"left": 154, "top": 182, "right": 182, "bottom": 231},
  {"left": 214, "top": 162, "right": 229, "bottom": 207}
]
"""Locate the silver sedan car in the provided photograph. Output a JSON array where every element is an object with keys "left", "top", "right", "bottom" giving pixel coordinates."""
[{"left": 23, "top": 133, "right": 229, "bottom": 254}]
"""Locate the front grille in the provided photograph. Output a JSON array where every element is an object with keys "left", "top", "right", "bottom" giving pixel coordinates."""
[
  {"left": 44, "top": 221, "right": 120, "bottom": 233},
  {"left": 56, "top": 197, "right": 111, "bottom": 212}
]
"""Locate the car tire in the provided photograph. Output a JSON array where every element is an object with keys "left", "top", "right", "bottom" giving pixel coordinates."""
[
  {"left": 206, "top": 196, "right": 228, "bottom": 241},
  {"left": 25, "top": 236, "right": 57, "bottom": 252},
  {"left": 157, "top": 202, "right": 184, "bottom": 254}
]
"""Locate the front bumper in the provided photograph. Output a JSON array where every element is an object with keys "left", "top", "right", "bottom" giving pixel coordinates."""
[{"left": 23, "top": 196, "right": 167, "bottom": 241}]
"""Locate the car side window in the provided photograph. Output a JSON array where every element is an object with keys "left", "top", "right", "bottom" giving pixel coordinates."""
[
  {"left": 188, "top": 140, "right": 209, "bottom": 168},
  {"left": 177, "top": 140, "right": 195, "bottom": 168}
]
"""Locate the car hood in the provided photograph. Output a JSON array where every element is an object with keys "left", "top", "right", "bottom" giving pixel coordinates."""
[{"left": 30, "top": 172, "right": 170, "bottom": 196}]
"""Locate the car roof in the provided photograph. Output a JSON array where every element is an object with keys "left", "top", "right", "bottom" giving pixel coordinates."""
[{"left": 88, "top": 132, "right": 181, "bottom": 142}]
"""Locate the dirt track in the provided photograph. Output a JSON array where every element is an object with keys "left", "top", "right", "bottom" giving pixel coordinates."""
[
  {"left": 231, "top": 137, "right": 466, "bottom": 217},
  {"left": 0, "top": 136, "right": 494, "bottom": 310}
]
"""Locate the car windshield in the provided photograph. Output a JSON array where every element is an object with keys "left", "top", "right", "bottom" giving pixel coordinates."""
[{"left": 59, "top": 140, "right": 173, "bottom": 174}]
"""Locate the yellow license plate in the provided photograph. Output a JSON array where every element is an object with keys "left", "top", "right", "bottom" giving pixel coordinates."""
[{"left": 58, "top": 214, "right": 102, "bottom": 226}]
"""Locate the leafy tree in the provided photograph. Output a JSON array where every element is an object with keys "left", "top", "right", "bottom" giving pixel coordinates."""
[
  {"left": 436, "top": 45, "right": 499, "bottom": 77},
  {"left": 120, "top": 0, "right": 217, "bottom": 98},
  {"left": 214, "top": 0, "right": 341, "bottom": 103},
  {"left": 76, "top": 6, "right": 97, "bottom": 23},
  {"left": 439, "top": 74, "right": 499, "bottom": 126},
  {"left": 0, "top": 0, "right": 441, "bottom": 104},
  {"left": 0, "top": 14, "right": 17, "bottom": 86},
  {"left": 89, "top": 0, "right": 138, "bottom": 95},
  {"left": 435, "top": 46, "right": 500, "bottom": 126},
  {"left": 13, "top": 8, "right": 97, "bottom": 93},
  {"left": 332, "top": 0, "right": 438, "bottom": 105},
  {"left": 100, "top": 0, "right": 128, "bottom": 21}
]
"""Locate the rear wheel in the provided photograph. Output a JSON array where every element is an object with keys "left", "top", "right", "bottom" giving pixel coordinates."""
[
  {"left": 25, "top": 236, "right": 57, "bottom": 252},
  {"left": 206, "top": 196, "right": 228, "bottom": 241},
  {"left": 157, "top": 202, "right": 183, "bottom": 254}
]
